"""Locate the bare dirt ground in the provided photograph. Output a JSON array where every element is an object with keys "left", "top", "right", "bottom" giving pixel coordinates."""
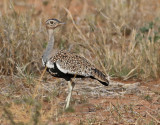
[
  {"left": 0, "top": 0, "right": 160, "bottom": 125},
  {"left": 0, "top": 75, "right": 160, "bottom": 124}
]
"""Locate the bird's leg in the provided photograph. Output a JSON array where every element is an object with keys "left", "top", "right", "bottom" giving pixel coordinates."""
[{"left": 65, "top": 80, "right": 75, "bottom": 109}]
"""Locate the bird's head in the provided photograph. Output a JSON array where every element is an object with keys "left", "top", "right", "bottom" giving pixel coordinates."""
[{"left": 45, "top": 18, "right": 65, "bottom": 30}]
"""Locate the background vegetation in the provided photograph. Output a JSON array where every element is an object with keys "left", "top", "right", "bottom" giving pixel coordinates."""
[{"left": 0, "top": 0, "right": 160, "bottom": 80}]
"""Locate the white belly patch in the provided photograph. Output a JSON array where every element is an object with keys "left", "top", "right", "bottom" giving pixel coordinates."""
[{"left": 46, "top": 61, "right": 54, "bottom": 68}]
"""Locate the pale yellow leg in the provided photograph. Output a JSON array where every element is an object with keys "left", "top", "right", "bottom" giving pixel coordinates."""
[{"left": 65, "top": 81, "right": 75, "bottom": 109}]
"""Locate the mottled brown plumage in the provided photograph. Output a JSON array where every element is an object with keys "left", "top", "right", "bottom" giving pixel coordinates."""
[{"left": 46, "top": 50, "right": 109, "bottom": 85}]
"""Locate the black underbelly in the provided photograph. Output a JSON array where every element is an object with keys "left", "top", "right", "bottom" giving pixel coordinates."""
[{"left": 46, "top": 64, "right": 86, "bottom": 81}]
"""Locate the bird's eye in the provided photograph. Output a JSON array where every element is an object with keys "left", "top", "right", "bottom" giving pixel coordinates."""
[{"left": 50, "top": 21, "right": 54, "bottom": 24}]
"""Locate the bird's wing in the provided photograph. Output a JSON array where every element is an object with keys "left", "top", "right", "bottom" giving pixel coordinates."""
[
  {"left": 48, "top": 50, "right": 93, "bottom": 76},
  {"left": 46, "top": 50, "right": 109, "bottom": 86}
]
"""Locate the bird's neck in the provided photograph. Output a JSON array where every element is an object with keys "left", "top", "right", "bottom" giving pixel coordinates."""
[{"left": 42, "top": 29, "right": 54, "bottom": 63}]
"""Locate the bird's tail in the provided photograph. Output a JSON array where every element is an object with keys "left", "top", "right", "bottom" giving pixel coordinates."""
[{"left": 91, "top": 68, "right": 109, "bottom": 86}]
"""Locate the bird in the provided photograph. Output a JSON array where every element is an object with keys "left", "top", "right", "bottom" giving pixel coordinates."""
[{"left": 42, "top": 18, "right": 109, "bottom": 109}]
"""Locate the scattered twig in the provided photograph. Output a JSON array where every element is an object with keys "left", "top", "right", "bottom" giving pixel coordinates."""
[{"left": 146, "top": 111, "right": 160, "bottom": 123}]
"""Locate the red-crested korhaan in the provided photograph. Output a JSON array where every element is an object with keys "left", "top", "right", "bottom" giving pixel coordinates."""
[{"left": 42, "top": 18, "right": 109, "bottom": 109}]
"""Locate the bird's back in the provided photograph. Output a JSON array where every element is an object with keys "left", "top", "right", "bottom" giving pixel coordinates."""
[{"left": 46, "top": 50, "right": 109, "bottom": 86}]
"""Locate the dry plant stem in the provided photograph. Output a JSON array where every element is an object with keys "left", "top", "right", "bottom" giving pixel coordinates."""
[
  {"left": 60, "top": 0, "right": 72, "bottom": 34},
  {"left": 33, "top": 67, "right": 47, "bottom": 99},
  {"left": 63, "top": 7, "right": 87, "bottom": 42},
  {"left": 146, "top": 111, "right": 160, "bottom": 123},
  {"left": 64, "top": 6, "right": 97, "bottom": 56}
]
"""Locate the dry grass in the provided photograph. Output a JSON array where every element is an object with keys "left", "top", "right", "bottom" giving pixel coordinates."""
[
  {"left": 0, "top": 0, "right": 160, "bottom": 124},
  {"left": 0, "top": 0, "right": 160, "bottom": 80}
]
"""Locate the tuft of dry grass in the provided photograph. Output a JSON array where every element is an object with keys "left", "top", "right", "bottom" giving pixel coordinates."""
[
  {"left": 0, "top": 0, "right": 160, "bottom": 80},
  {"left": 0, "top": 12, "right": 44, "bottom": 76}
]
